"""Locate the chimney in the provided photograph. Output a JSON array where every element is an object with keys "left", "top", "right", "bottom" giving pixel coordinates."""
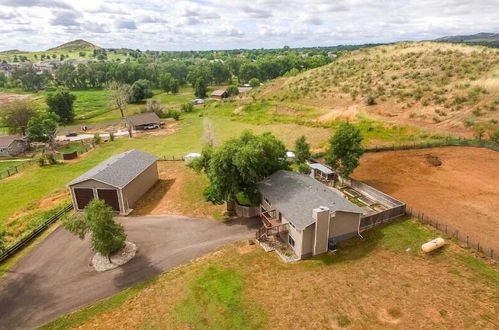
[{"left": 313, "top": 206, "right": 330, "bottom": 256}]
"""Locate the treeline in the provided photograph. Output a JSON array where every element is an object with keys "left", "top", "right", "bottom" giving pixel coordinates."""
[{"left": 3, "top": 53, "right": 334, "bottom": 92}]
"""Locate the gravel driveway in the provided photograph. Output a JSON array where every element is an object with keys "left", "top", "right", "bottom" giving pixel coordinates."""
[{"left": 0, "top": 216, "right": 259, "bottom": 330}]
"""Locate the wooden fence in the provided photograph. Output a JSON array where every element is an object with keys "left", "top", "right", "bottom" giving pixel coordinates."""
[
  {"left": 0, "top": 204, "right": 73, "bottom": 263},
  {"left": 160, "top": 155, "right": 185, "bottom": 161},
  {"left": 365, "top": 138, "right": 499, "bottom": 153},
  {"left": 406, "top": 206, "right": 496, "bottom": 261},
  {"left": 0, "top": 160, "right": 34, "bottom": 180}
]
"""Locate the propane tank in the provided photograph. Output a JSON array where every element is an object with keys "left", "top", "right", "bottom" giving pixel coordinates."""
[{"left": 422, "top": 237, "right": 445, "bottom": 253}]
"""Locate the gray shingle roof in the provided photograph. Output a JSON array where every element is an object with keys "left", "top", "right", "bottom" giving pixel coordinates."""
[
  {"left": 126, "top": 112, "right": 160, "bottom": 127},
  {"left": 309, "top": 163, "right": 334, "bottom": 175},
  {"left": 258, "top": 170, "right": 363, "bottom": 230},
  {"left": 68, "top": 149, "right": 157, "bottom": 188},
  {"left": 0, "top": 135, "right": 25, "bottom": 148}
]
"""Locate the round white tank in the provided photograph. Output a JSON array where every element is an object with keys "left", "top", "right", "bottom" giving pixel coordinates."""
[{"left": 421, "top": 237, "right": 445, "bottom": 253}]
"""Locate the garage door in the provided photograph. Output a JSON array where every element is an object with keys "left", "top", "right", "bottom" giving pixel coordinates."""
[
  {"left": 97, "top": 189, "right": 120, "bottom": 212},
  {"left": 74, "top": 188, "right": 94, "bottom": 210}
]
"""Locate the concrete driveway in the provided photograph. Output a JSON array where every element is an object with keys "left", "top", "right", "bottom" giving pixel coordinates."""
[{"left": 0, "top": 216, "right": 259, "bottom": 330}]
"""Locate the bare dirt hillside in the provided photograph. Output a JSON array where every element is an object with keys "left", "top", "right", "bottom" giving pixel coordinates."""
[
  {"left": 352, "top": 146, "right": 499, "bottom": 253},
  {"left": 256, "top": 42, "right": 499, "bottom": 136}
]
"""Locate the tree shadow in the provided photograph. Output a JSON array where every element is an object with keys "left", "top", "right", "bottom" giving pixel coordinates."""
[
  {"left": 0, "top": 272, "right": 56, "bottom": 329},
  {"left": 112, "top": 252, "right": 163, "bottom": 291},
  {"left": 220, "top": 217, "right": 261, "bottom": 230},
  {"left": 131, "top": 179, "right": 176, "bottom": 215}
]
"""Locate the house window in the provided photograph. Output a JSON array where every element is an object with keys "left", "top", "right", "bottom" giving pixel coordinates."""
[{"left": 288, "top": 235, "right": 295, "bottom": 247}]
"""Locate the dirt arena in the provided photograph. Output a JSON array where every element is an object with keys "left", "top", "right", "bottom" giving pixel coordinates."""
[{"left": 352, "top": 146, "right": 499, "bottom": 253}]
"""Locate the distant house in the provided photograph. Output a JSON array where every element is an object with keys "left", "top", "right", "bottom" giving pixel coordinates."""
[
  {"left": 0, "top": 135, "right": 28, "bottom": 157},
  {"left": 126, "top": 112, "right": 161, "bottom": 130},
  {"left": 286, "top": 151, "right": 295, "bottom": 161},
  {"left": 67, "top": 149, "right": 158, "bottom": 215},
  {"left": 210, "top": 89, "right": 228, "bottom": 100},
  {"left": 258, "top": 170, "right": 364, "bottom": 259}
]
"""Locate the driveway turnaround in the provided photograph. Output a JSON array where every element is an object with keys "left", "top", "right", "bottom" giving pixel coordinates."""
[{"left": 0, "top": 216, "right": 259, "bottom": 330}]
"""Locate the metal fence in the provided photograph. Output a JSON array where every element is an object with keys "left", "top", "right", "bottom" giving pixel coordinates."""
[
  {"left": 406, "top": 206, "right": 496, "bottom": 261},
  {"left": 0, "top": 160, "right": 34, "bottom": 180},
  {"left": 0, "top": 204, "right": 73, "bottom": 263},
  {"left": 365, "top": 138, "right": 499, "bottom": 153}
]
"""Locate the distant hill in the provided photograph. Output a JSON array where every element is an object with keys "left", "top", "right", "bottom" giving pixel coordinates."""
[
  {"left": 435, "top": 33, "right": 499, "bottom": 43},
  {"left": 254, "top": 42, "right": 499, "bottom": 136},
  {"left": 47, "top": 39, "right": 100, "bottom": 52}
]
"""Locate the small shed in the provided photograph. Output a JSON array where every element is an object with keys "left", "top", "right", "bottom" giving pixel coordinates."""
[
  {"left": 126, "top": 112, "right": 161, "bottom": 130},
  {"left": 309, "top": 163, "right": 336, "bottom": 182},
  {"left": 210, "top": 89, "right": 228, "bottom": 100},
  {"left": 67, "top": 149, "right": 158, "bottom": 215},
  {"left": 0, "top": 135, "right": 27, "bottom": 157}
]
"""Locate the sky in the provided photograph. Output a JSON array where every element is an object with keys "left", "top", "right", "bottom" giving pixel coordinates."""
[{"left": 0, "top": 0, "right": 498, "bottom": 51}]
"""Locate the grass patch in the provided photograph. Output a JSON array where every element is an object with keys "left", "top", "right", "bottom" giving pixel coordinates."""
[
  {"left": 0, "top": 161, "right": 27, "bottom": 173},
  {"left": 56, "top": 142, "right": 88, "bottom": 154},
  {"left": 174, "top": 265, "right": 265, "bottom": 329},
  {"left": 39, "top": 279, "right": 154, "bottom": 330}
]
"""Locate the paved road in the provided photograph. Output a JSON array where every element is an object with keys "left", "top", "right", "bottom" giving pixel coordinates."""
[{"left": 0, "top": 216, "right": 259, "bottom": 330}]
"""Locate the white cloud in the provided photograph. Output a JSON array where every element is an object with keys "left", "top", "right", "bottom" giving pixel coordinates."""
[{"left": 0, "top": 0, "right": 497, "bottom": 51}]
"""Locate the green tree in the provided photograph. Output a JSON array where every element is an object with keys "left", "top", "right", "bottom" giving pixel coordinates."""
[
  {"left": 46, "top": 88, "right": 76, "bottom": 123},
  {"left": 194, "top": 78, "right": 207, "bottom": 98},
  {"left": 325, "top": 122, "right": 364, "bottom": 178},
  {"left": 129, "top": 79, "right": 153, "bottom": 103},
  {"left": 1, "top": 99, "right": 36, "bottom": 136},
  {"left": 27, "top": 112, "right": 59, "bottom": 149},
  {"left": 159, "top": 73, "right": 175, "bottom": 93},
  {"left": 0, "top": 227, "right": 6, "bottom": 253},
  {"left": 294, "top": 135, "right": 311, "bottom": 164},
  {"left": 249, "top": 78, "right": 260, "bottom": 88},
  {"left": 491, "top": 128, "right": 499, "bottom": 143},
  {"left": 181, "top": 102, "right": 194, "bottom": 112},
  {"left": 203, "top": 131, "right": 288, "bottom": 211},
  {"left": 239, "top": 62, "right": 260, "bottom": 83},
  {"left": 63, "top": 199, "right": 126, "bottom": 260},
  {"left": 226, "top": 85, "right": 239, "bottom": 97}
]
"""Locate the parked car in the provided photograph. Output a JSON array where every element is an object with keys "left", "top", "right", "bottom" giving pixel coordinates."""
[
  {"left": 190, "top": 99, "right": 204, "bottom": 105},
  {"left": 65, "top": 132, "right": 78, "bottom": 137},
  {"left": 143, "top": 124, "right": 160, "bottom": 130}
]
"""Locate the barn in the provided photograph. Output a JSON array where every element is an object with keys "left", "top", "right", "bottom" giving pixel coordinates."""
[
  {"left": 67, "top": 149, "right": 158, "bottom": 215},
  {"left": 126, "top": 112, "right": 161, "bottom": 130}
]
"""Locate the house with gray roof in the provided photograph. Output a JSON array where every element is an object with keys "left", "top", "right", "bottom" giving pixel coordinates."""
[
  {"left": 258, "top": 170, "right": 364, "bottom": 259},
  {"left": 67, "top": 149, "right": 158, "bottom": 215},
  {"left": 0, "top": 135, "right": 28, "bottom": 157},
  {"left": 125, "top": 112, "right": 161, "bottom": 130}
]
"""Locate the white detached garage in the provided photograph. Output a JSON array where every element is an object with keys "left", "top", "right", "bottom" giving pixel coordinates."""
[{"left": 67, "top": 149, "right": 158, "bottom": 215}]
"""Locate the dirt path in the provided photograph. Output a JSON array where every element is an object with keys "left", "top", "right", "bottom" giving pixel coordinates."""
[
  {"left": 352, "top": 146, "right": 499, "bottom": 253},
  {"left": 0, "top": 216, "right": 259, "bottom": 330}
]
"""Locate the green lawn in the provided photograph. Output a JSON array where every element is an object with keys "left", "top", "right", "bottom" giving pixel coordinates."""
[{"left": 0, "top": 161, "right": 25, "bottom": 173}]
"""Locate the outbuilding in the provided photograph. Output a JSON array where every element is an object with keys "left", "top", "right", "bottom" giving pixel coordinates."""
[
  {"left": 125, "top": 112, "right": 161, "bottom": 131},
  {"left": 0, "top": 135, "right": 28, "bottom": 157},
  {"left": 210, "top": 89, "right": 228, "bottom": 100},
  {"left": 67, "top": 149, "right": 158, "bottom": 215}
]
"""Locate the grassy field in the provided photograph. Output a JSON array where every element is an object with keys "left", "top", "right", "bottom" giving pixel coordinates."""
[
  {"left": 40, "top": 218, "right": 499, "bottom": 329},
  {"left": 0, "top": 161, "right": 25, "bottom": 172},
  {"left": 254, "top": 42, "right": 499, "bottom": 136}
]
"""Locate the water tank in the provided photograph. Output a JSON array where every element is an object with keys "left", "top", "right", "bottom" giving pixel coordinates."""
[{"left": 421, "top": 237, "right": 445, "bottom": 253}]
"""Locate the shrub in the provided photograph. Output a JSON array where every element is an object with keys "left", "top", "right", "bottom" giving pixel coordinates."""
[
  {"left": 297, "top": 163, "right": 311, "bottom": 174},
  {"left": 491, "top": 128, "right": 499, "bottom": 143},
  {"left": 93, "top": 133, "right": 101, "bottom": 144},
  {"left": 166, "top": 110, "right": 181, "bottom": 121},
  {"left": 180, "top": 102, "right": 194, "bottom": 113},
  {"left": 226, "top": 85, "right": 239, "bottom": 97},
  {"left": 45, "top": 153, "right": 57, "bottom": 165},
  {"left": 36, "top": 154, "right": 45, "bottom": 166},
  {"left": 366, "top": 95, "right": 376, "bottom": 106}
]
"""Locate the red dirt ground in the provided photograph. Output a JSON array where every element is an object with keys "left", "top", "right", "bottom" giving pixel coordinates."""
[{"left": 352, "top": 146, "right": 499, "bottom": 253}]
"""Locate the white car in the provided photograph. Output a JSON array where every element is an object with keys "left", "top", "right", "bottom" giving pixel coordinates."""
[{"left": 143, "top": 124, "right": 160, "bottom": 130}]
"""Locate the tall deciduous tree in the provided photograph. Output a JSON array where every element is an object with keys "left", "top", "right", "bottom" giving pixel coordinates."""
[
  {"left": 63, "top": 199, "right": 126, "bottom": 261},
  {"left": 202, "top": 131, "right": 288, "bottom": 210},
  {"left": 129, "top": 79, "right": 153, "bottom": 103},
  {"left": 46, "top": 88, "right": 76, "bottom": 123},
  {"left": 294, "top": 135, "right": 311, "bottom": 164},
  {"left": 27, "top": 112, "right": 59, "bottom": 149},
  {"left": 1, "top": 99, "right": 36, "bottom": 136},
  {"left": 106, "top": 81, "right": 132, "bottom": 118},
  {"left": 325, "top": 122, "right": 364, "bottom": 178}
]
